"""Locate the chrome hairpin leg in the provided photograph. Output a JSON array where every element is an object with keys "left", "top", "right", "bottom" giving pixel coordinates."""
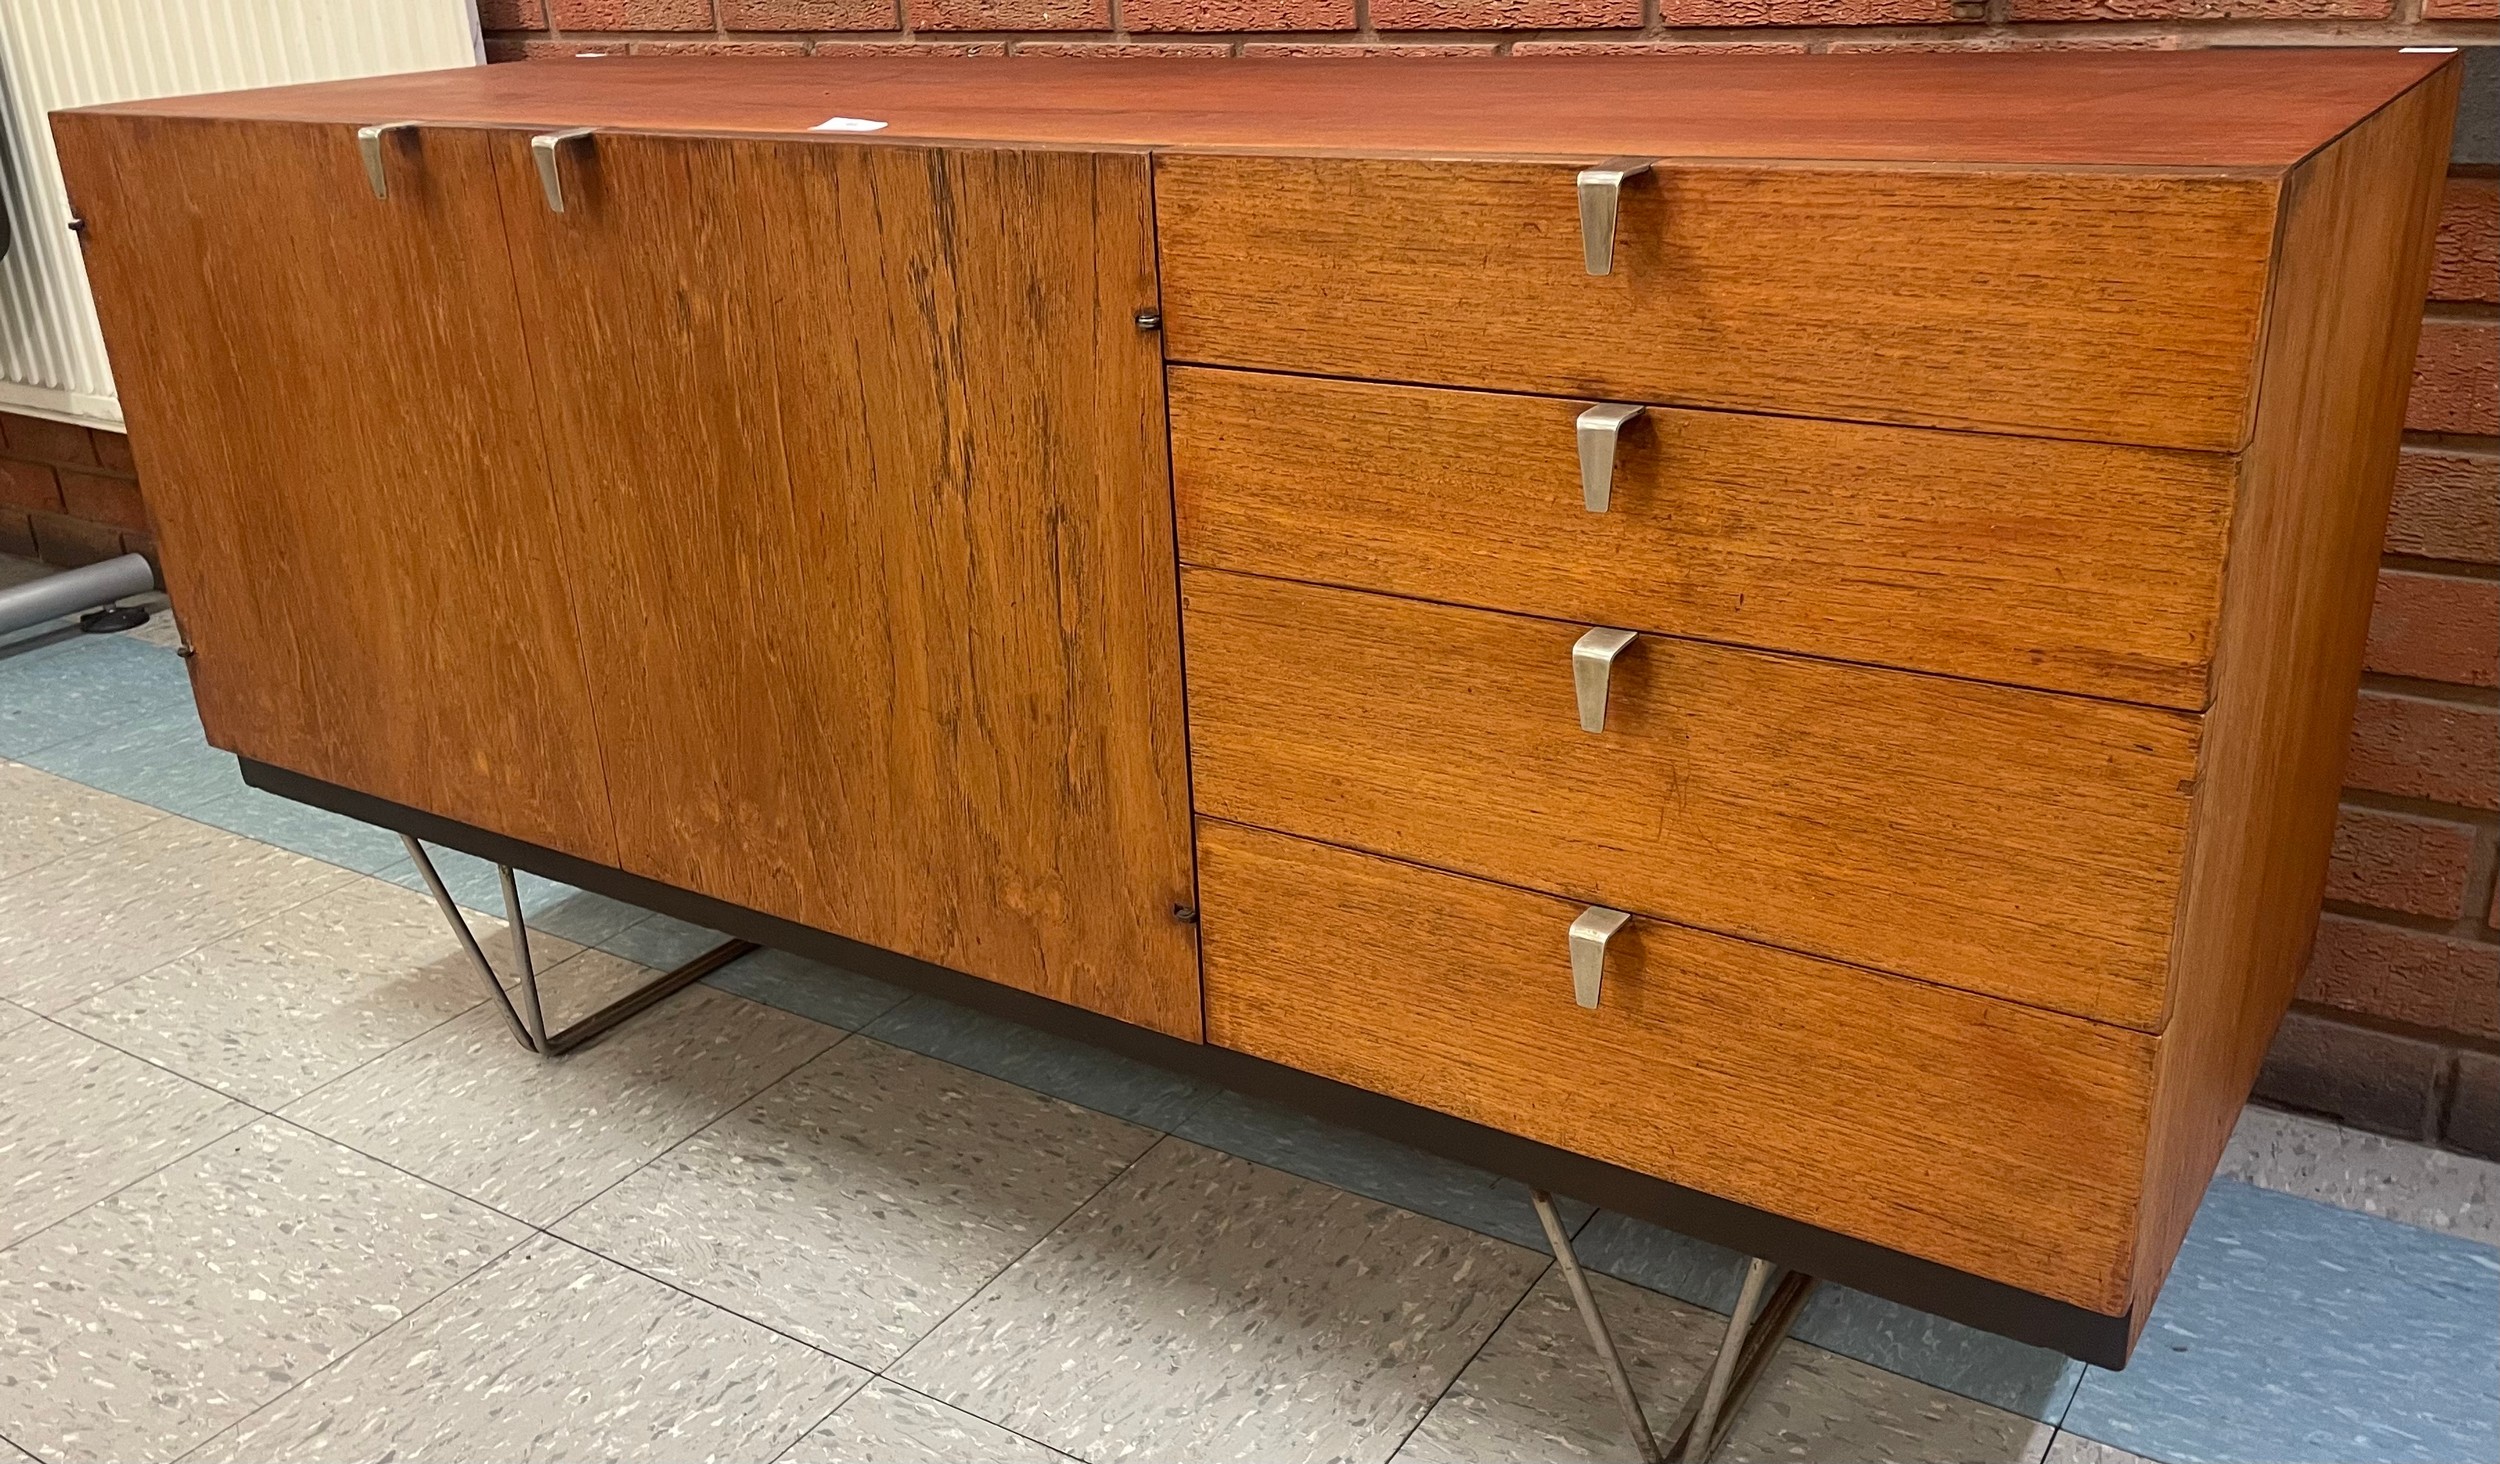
[
  {"left": 399, "top": 834, "right": 756, "bottom": 1058},
  {"left": 1531, "top": 1190, "right": 1819, "bottom": 1464}
]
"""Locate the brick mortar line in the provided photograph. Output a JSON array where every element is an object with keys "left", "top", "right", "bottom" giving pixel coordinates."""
[
  {"left": 0, "top": 451, "right": 136, "bottom": 478},
  {"left": 2380, "top": 552, "right": 2500, "bottom": 578},
  {"left": 2336, "top": 785, "right": 2500, "bottom": 824},
  {"left": 2319, "top": 892, "right": 2500, "bottom": 942},
  {"left": 2287, "top": 996, "right": 2500, "bottom": 1056},
  {"left": 2356, "top": 670, "right": 2500, "bottom": 705},
  {"left": 2397, "top": 431, "right": 2500, "bottom": 452}
]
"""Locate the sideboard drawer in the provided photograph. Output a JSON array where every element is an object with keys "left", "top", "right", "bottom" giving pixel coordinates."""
[
  {"left": 1182, "top": 567, "right": 2198, "bottom": 1029},
  {"left": 1155, "top": 153, "right": 2279, "bottom": 452},
  {"left": 1170, "top": 367, "right": 2236, "bottom": 708},
  {"left": 1199, "top": 819, "right": 2153, "bottom": 1312}
]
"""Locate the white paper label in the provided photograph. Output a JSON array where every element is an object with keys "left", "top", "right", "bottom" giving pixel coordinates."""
[{"left": 812, "top": 116, "right": 890, "bottom": 132}]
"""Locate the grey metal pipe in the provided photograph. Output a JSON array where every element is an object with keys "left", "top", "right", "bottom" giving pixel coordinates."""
[{"left": 0, "top": 552, "right": 158, "bottom": 638}]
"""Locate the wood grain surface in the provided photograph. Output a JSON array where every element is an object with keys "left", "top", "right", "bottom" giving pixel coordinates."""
[
  {"left": 497, "top": 131, "right": 1201, "bottom": 1038},
  {"left": 51, "top": 114, "right": 620, "bottom": 864},
  {"left": 2131, "top": 61, "right": 2460, "bottom": 1336},
  {"left": 1199, "top": 820, "right": 2155, "bottom": 1314},
  {"left": 1157, "top": 155, "right": 2279, "bottom": 451},
  {"left": 1182, "top": 568, "right": 2200, "bottom": 1029},
  {"left": 71, "top": 51, "right": 2447, "bottom": 169},
  {"left": 1170, "top": 367, "right": 2238, "bottom": 707}
]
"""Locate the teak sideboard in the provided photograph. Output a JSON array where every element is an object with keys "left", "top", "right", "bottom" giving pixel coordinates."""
[{"left": 57, "top": 49, "right": 2457, "bottom": 1371}]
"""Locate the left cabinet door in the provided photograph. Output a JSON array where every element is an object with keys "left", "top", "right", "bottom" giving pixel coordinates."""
[{"left": 54, "top": 116, "right": 620, "bottom": 863}]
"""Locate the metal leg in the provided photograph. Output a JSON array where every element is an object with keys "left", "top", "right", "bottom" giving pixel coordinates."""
[
  {"left": 403, "top": 833, "right": 536, "bottom": 1052},
  {"left": 1661, "top": 1266, "right": 1820, "bottom": 1463},
  {"left": 399, "top": 834, "right": 757, "bottom": 1058},
  {"left": 1531, "top": 1188, "right": 1819, "bottom": 1464},
  {"left": 496, "top": 862, "right": 550, "bottom": 1052},
  {"left": 1534, "top": 1189, "right": 1663, "bottom": 1464},
  {"left": 1689, "top": 1257, "right": 1775, "bottom": 1452}
]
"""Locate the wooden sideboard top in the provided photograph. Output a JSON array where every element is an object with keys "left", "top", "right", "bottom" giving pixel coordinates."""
[{"left": 73, "top": 50, "right": 2451, "bottom": 170}]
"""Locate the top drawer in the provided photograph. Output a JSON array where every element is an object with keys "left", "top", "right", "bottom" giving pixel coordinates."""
[{"left": 1155, "top": 154, "right": 2279, "bottom": 452}]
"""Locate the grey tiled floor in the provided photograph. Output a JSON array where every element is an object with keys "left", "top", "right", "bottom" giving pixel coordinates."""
[{"left": 0, "top": 765, "right": 2076, "bottom": 1464}]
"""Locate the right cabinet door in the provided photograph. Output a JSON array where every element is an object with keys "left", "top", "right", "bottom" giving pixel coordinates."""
[{"left": 495, "top": 131, "right": 1201, "bottom": 1039}]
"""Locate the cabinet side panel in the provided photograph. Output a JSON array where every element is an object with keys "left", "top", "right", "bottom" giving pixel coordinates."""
[
  {"left": 50, "top": 114, "right": 619, "bottom": 864},
  {"left": 2136, "top": 63, "right": 2461, "bottom": 1332}
]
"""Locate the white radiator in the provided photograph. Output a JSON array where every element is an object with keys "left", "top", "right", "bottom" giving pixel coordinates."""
[{"left": 0, "top": 0, "right": 483, "bottom": 430}]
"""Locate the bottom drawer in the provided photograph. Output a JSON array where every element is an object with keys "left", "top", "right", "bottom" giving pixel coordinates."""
[{"left": 1197, "top": 820, "right": 2155, "bottom": 1313}]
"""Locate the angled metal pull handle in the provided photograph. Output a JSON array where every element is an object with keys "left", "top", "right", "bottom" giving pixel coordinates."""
[
  {"left": 1573, "top": 626, "right": 1637, "bottom": 733},
  {"left": 1576, "top": 156, "right": 1657, "bottom": 276},
  {"left": 1576, "top": 403, "right": 1646, "bottom": 513},
  {"left": 1570, "top": 905, "right": 1632, "bottom": 1010},
  {"left": 531, "top": 127, "right": 595, "bottom": 213},
  {"left": 355, "top": 121, "right": 422, "bottom": 199}
]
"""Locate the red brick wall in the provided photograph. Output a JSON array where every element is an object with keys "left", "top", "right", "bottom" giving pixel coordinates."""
[
  {"left": 0, "top": 413, "right": 149, "bottom": 567},
  {"left": 17, "top": 8, "right": 2494, "bottom": 1154},
  {"left": 2272, "top": 159, "right": 2497, "bottom": 1158}
]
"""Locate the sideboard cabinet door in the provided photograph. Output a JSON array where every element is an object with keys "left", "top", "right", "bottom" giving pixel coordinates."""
[
  {"left": 494, "top": 133, "right": 1200, "bottom": 1039},
  {"left": 53, "top": 115, "right": 621, "bottom": 864}
]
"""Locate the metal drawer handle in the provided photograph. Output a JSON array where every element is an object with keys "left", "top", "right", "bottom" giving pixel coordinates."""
[
  {"left": 355, "top": 121, "right": 422, "bottom": 199},
  {"left": 531, "top": 127, "right": 596, "bottom": 213},
  {"left": 1576, "top": 403, "right": 1646, "bottom": 513},
  {"left": 1570, "top": 905, "right": 1632, "bottom": 1009},
  {"left": 1576, "top": 156, "right": 1656, "bottom": 276},
  {"left": 1573, "top": 626, "right": 1637, "bottom": 733}
]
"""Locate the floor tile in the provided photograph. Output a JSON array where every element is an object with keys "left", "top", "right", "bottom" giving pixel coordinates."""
[
  {"left": 2222, "top": 1103, "right": 2500, "bottom": 1246},
  {"left": 0, "top": 1001, "right": 32, "bottom": 1038},
  {"left": 1571, "top": 1212, "right": 2085, "bottom": 1422},
  {"left": 0, "top": 636, "right": 195, "bottom": 759},
  {"left": 187, "top": 784, "right": 410, "bottom": 875},
  {"left": 376, "top": 845, "right": 652, "bottom": 949},
  {"left": 703, "top": 946, "right": 911, "bottom": 1032},
  {"left": 0, "top": 814, "right": 356, "bottom": 1013},
  {"left": 784, "top": 1378, "right": 1072, "bottom": 1464},
  {"left": 281, "top": 954, "right": 840, "bottom": 1225},
  {"left": 118, "top": 597, "right": 182, "bottom": 652},
  {"left": 196, "top": 1234, "right": 867, "bottom": 1464},
  {"left": 0, "top": 1019, "right": 254, "bottom": 1248},
  {"left": 1177, "top": 1091, "right": 1593, "bottom": 1254},
  {"left": 0, "top": 759, "right": 165, "bottom": 882},
  {"left": 1397, "top": 1268, "right": 2055, "bottom": 1464},
  {"left": 18, "top": 701, "right": 249, "bottom": 825},
  {"left": 54, "top": 876, "right": 579, "bottom": 1109},
  {"left": 599, "top": 911, "right": 737, "bottom": 970},
  {"left": 864, "top": 993, "right": 1215, "bottom": 1132},
  {"left": 557, "top": 1036, "right": 1155, "bottom": 1367},
  {"left": 0, "top": 1120, "right": 525, "bottom": 1464},
  {"left": 0, "top": 1431, "right": 34, "bottom": 1462},
  {"left": 896, "top": 1137, "right": 1548, "bottom": 1464},
  {"left": 2046, "top": 1433, "right": 2161, "bottom": 1464},
  {"left": 2061, "top": 1177, "right": 2498, "bottom": 1464}
]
